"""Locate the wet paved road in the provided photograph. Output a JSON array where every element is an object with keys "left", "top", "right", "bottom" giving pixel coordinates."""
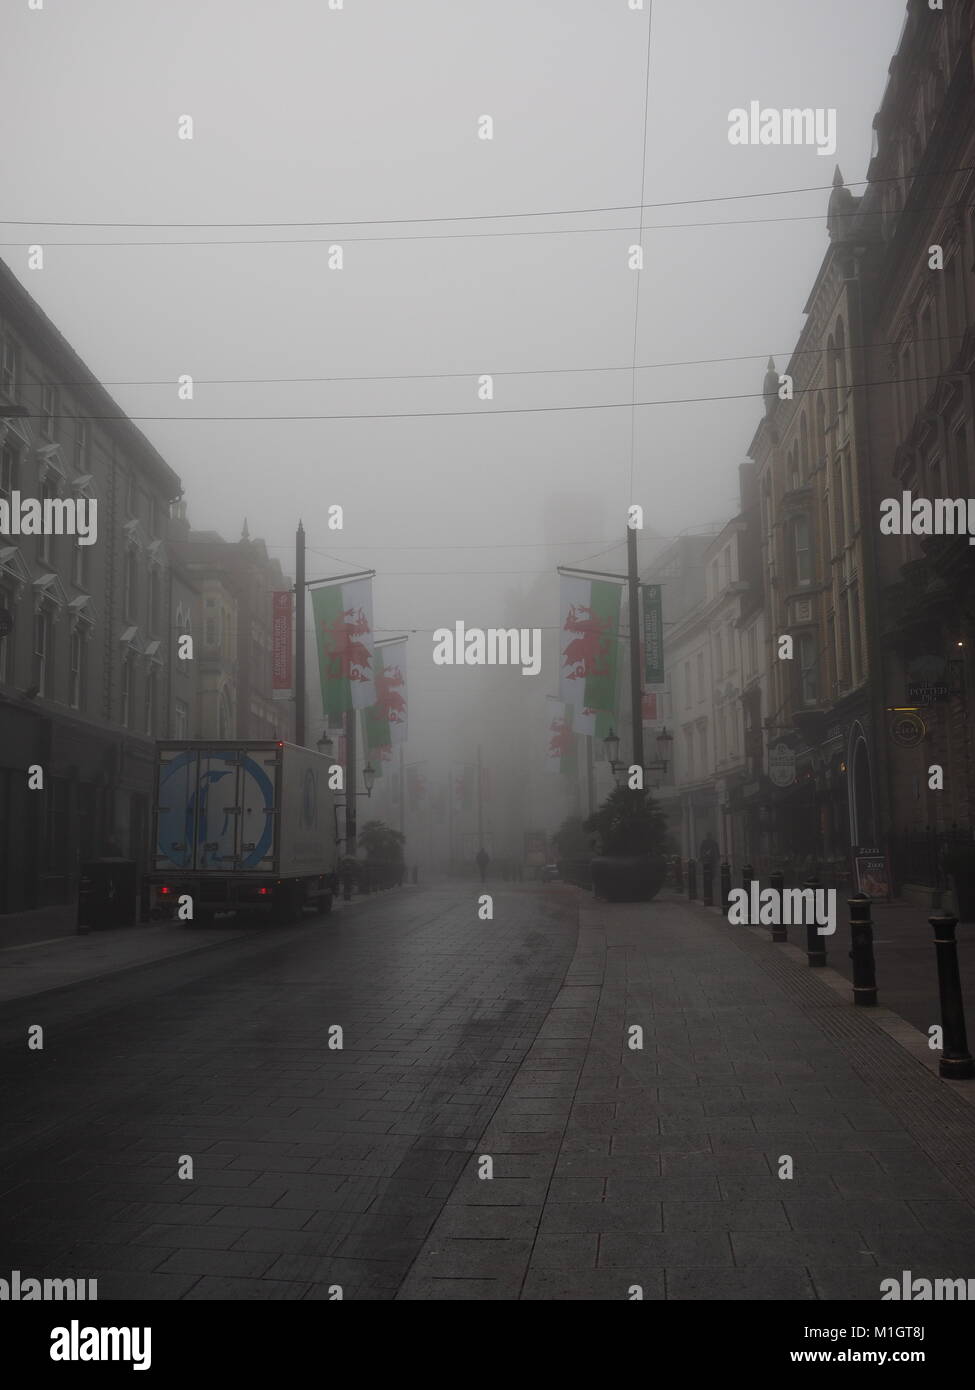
[{"left": 0, "top": 884, "right": 577, "bottom": 1300}]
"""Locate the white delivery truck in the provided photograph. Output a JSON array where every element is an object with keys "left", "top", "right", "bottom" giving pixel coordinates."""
[{"left": 146, "top": 740, "right": 338, "bottom": 924}]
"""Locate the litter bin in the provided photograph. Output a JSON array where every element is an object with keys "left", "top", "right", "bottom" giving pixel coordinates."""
[{"left": 77, "top": 858, "right": 138, "bottom": 933}]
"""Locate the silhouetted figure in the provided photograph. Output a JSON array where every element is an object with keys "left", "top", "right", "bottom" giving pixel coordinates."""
[
  {"left": 699, "top": 835, "right": 720, "bottom": 869},
  {"left": 476, "top": 847, "right": 489, "bottom": 883}
]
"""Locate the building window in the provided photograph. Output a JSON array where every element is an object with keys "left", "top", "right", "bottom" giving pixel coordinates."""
[
  {"left": 792, "top": 514, "right": 812, "bottom": 585},
  {"left": 38, "top": 483, "right": 57, "bottom": 565},
  {"left": 696, "top": 651, "right": 705, "bottom": 702},
  {"left": 174, "top": 698, "right": 189, "bottom": 739},
  {"left": 72, "top": 538, "right": 87, "bottom": 589},
  {"left": 799, "top": 634, "right": 818, "bottom": 707},
  {"left": 0, "top": 443, "right": 16, "bottom": 504},
  {"left": 953, "top": 422, "right": 969, "bottom": 498},
  {"left": 73, "top": 420, "right": 88, "bottom": 473},
  {"left": 849, "top": 584, "right": 863, "bottom": 686},
  {"left": 33, "top": 610, "right": 52, "bottom": 697},
  {"left": 684, "top": 660, "right": 691, "bottom": 708},
  {"left": 120, "top": 659, "right": 131, "bottom": 727},
  {"left": 40, "top": 384, "right": 57, "bottom": 439},
  {"left": 124, "top": 549, "right": 137, "bottom": 620},
  {"left": 148, "top": 568, "right": 159, "bottom": 634},
  {"left": 0, "top": 339, "right": 17, "bottom": 398},
  {"left": 144, "top": 669, "right": 156, "bottom": 736},
  {"left": 126, "top": 472, "right": 137, "bottom": 518},
  {"left": 69, "top": 631, "right": 85, "bottom": 710},
  {"left": 0, "top": 585, "right": 12, "bottom": 683}
]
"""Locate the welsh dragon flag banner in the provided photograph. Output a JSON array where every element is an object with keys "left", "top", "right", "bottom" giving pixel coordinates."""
[
  {"left": 363, "top": 641, "right": 407, "bottom": 762},
  {"left": 311, "top": 578, "right": 376, "bottom": 720},
  {"left": 558, "top": 575, "right": 622, "bottom": 740},
  {"left": 545, "top": 696, "right": 577, "bottom": 777}
]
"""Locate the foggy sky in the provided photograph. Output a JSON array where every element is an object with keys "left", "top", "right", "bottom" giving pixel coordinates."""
[{"left": 2, "top": 0, "right": 907, "bottom": 775}]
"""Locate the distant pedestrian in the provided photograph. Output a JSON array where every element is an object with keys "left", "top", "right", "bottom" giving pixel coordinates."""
[
  {"left": 699, "top": 835, "right": 720, "bottom": 868},
  {"left": 475, "top": 847, "right": 489, "bottom": 883}
]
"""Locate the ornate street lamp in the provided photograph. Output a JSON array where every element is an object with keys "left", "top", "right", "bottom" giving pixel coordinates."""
[
  {"left": 363, "top": 762, "right": 376, "bottom": 797},
  {"left": 603, "top": 727, "right": 621, "bottom": 765},
  {"left": 316, "top": 730, "right": 334, "bottom": 758}
]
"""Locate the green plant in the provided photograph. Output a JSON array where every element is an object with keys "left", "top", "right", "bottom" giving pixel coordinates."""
[
  {"left": 552, "top": 815, "right": 593, "bottom": 859},
  {"left": 583, "top": 787, "right": 668, "bottom": 857},
  {"left": 358, "top": 820, "right": 405, "bottom": 865}
]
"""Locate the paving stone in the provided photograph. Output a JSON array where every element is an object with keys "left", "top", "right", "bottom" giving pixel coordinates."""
[
  {"left": 597, "top": 1232, "right": 734, "bottom": 1267},
  {"left": 782, "top": 1198, "right": 924, "bottom": 1232},
  {"left": 666, "top": 1267, "right": 817, "bottom": 1300}
]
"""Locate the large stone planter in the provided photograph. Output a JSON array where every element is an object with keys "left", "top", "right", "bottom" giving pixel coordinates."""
[{"left": 590, "top": 854, "right": 666, "bottom": 903}]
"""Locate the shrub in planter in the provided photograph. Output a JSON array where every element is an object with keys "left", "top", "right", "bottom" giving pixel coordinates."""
[
  {"left": 584, "top": 787, "right": 669, "bottom": 903},
  {"left": 552, "top": 815, "right": 595, "bottom": 889}
]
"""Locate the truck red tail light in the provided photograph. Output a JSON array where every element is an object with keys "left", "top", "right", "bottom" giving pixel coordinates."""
[
  {"left": 258, "top": 887, "right": 269, "bottom": 896},
  {"left": 159, "top": 886, "right": 171, "bottom": 896}
]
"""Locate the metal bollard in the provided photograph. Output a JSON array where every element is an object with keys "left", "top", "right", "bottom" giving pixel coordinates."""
[
  {"left": 848, "top": 894, "right": 877, "bottom": 1006},
  {"left": 770, "top": 870, "right": 785, "bottom": 941},
  {"left": 702, "top": 861, "right": 714, "bottom": 907},
  {"left": 804, "top": 875, "right": 827, "bottom": 967},
  {"left": 720, "top": 860, "right": 731, "bottom": 914},
  {"left": 743, "top": 863, "right": 753, "bottom": 893},
  {"left": 673, "top": 857, "right": 683, "bottom": 891},
  {"left": 929, "top": 914, "right": 975, "bottom": 1079},
  {"left": 687, "top": 858, "right": 697, "bottom": 901},
  {"left": 412, "top": 865, "right": 418, "bottom": 884}
]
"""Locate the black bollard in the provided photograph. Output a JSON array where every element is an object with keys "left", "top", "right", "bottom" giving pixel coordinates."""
[
  {"left": 804, "top": 875, "right": 827, "bottom": 967},
  {"left": 687, "top": 858, "right": 697, "bottom": 901},
  {"left": 719, "top": 860, "right": 731, "bottom": 914},
  {"left": 929, "top": 915, "right": 975, "bottom": 1079},
  {"left": 848, "top": 894, "right": 877, "bottom": 1006},
  {"left": 743, "top": 863, "right": 753, "bottom": 893},
  {"left": 702, "top": 861, "right": 714, "bottom": 907},
  {"left": 770, "top": 870, "right": 785, "bottom": 941},
  {"left": 673, "top": 857, "right": 683, "bottom": 891},
  {"left": 412, "top": 865, "right": 418, "bottom": 884}
]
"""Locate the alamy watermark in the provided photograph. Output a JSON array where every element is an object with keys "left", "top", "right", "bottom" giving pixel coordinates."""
[
  {"left": 728, "top": 102, "right": 836, "bottom": 156},
  {"left": 880, "top": 492, "right": 975, "bottom": 545},
  {"left": 881, "top": 1270, "right": 975, "bottom": 1300},
  {"left": 727, "top": 883, "right": 836, "bottom": 935},
  {"left": 433, "top": 622, "right": 541, "bottom": 675},
  {"left": 0, "top": 493, "right": 98, "bottom": 544},
  {"left": 50, "top": 1320, "right": 150, "bottom": 1371},
  {"left": 1, "top": 1269, "right": 97, "bottom": 1300}
]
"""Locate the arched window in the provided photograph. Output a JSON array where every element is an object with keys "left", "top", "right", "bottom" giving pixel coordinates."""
[
  {"left": 835, "top": 318, "right": 847, "bottom": 403},
  {"left": 800, "top": 414, "right": 810, "bottom": 479},
  {"left": 815, "top": 393, "right": 827, "bottom": 469},
  {"left": 218, "top": 688, "right": 233, "bottom": 739},
  {"left": 792, "top": 515, "right": 812, "bottom": 585}
]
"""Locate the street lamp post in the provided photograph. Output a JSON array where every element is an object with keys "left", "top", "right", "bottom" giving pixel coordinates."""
[{"left": 605, "top": 725, "right": 672, "bottom": 787}]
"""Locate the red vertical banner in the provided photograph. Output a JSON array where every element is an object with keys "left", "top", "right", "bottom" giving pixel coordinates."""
[{"left": 272, "top": 591, "right": 293, "bottom": 696}]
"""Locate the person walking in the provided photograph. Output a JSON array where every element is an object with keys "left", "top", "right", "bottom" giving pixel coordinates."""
[{"left": 475, "top": 847, "right": 489, "bottom": 883}]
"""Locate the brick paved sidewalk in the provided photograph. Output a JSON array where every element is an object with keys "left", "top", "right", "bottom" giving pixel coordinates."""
[
  {"left": 0, "top": 890, "right": 409, "bottom": 1004},
  {"left": 398, "top": 892, "right": 975, "bottom": 1300}
]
